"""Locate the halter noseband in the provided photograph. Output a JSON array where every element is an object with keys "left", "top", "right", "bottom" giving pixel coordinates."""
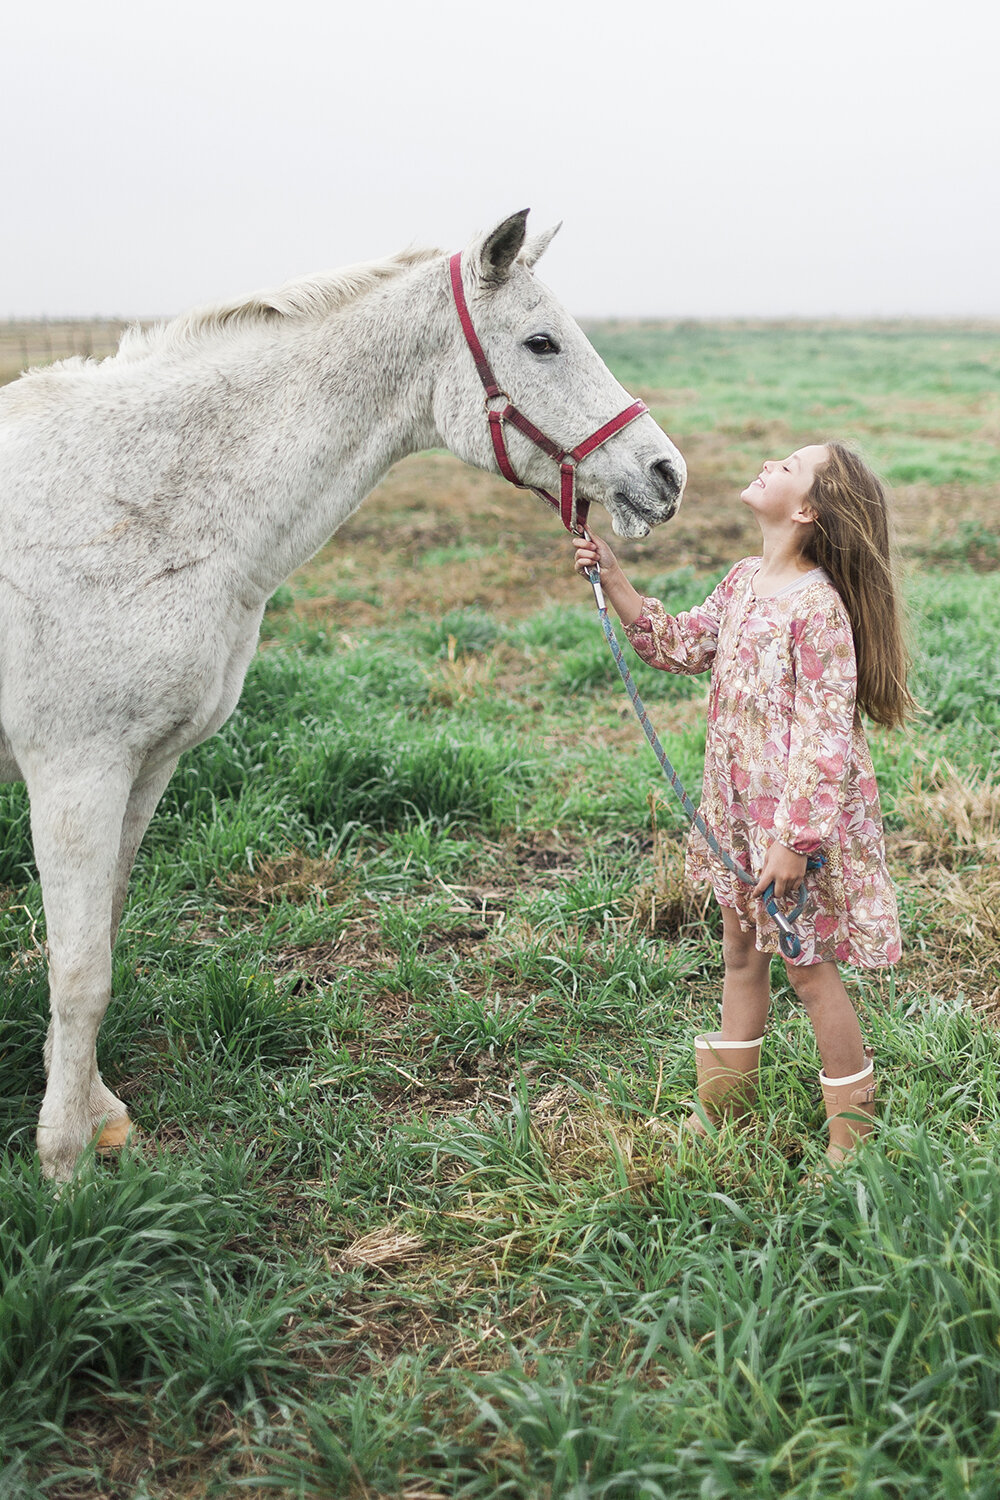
[{"left": 448, "top": 252, "right": 648, "bottom": 535}]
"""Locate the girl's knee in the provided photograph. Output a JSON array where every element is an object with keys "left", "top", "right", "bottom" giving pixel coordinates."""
[
  {"left": 784, "top": 959, "right": 833, "bottom": 1005},
  {"left": 723, "top": 924, "right": 768, "bottom": 973}
]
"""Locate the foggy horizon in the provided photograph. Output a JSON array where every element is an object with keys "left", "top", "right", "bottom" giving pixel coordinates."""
[{"left": 4, "top": 0, "right": 998, "bottom": 322}]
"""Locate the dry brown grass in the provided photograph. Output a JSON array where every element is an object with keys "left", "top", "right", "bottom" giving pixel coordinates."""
[
  {"left": 215, "top": 850, "right": 353, "bottom": 910},
  {"left": 891, "top": 760, "right": 1000, "bottom": 870},
  {"left": 423, "top": 636, "right": 496, "bottom": 707},
  {"left": 52, "top": 1419, "right": 282, "bottom": 1500},
  {"left": 527, "top": 1083, "right": 664, "bottom": 1185},
  {"left": 899, "top": 869, "right": 1000, "bottom": 1019},
  {"left": 332, "top": 1223, "right": 428, "bottom": 1273},
  {"left": 628, "top": 791, "right": 715, "bottom": 938},
  {"left": 0, "top": 319, "right": 127, "bottom": 389},
  {"left": 890, "top": 761, "right": 1000, "bottom": 1017}
]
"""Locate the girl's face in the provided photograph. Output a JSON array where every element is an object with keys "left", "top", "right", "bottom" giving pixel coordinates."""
[{"left": 740, "top": 445, "right": 828, "bottom": 524}]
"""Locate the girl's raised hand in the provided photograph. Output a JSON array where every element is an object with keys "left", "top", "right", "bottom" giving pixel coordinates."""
[
  {"left": 570, "top": 530, "right": 644, "bottom": 626},
  {"left": 572, "top": 529, "right": 620, "bottom": 578}
]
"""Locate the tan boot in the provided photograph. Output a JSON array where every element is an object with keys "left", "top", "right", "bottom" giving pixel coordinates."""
[
  {"left": 682, "top": 1032, "right": 764, "bottom": 1138},
  {"left": 819, "top": 1047, "right": 876, "bottom": 1165}
]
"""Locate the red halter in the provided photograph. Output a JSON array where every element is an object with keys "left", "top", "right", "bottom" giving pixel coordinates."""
[{"left": 449, "top": 252, "right": 648, "bottom": 535}]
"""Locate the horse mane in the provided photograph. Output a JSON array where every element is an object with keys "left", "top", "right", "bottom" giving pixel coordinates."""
[
  {"left": 0, "top": 246, "right": 445, "bottom": 411},
  {"left": 115, "top": 246, "right": 444, "bottom": 362}
]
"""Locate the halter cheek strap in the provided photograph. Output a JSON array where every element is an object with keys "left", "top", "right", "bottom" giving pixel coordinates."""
[{"left": 449, "top": 251, "right": 648, "bottom": 534}]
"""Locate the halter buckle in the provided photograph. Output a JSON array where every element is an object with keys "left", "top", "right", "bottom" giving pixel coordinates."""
[{"left": 483, "top": 391, "right": 511, "bottom": 414}]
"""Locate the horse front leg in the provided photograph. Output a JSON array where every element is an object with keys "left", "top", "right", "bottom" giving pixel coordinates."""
[{"left": 27, "top": 760, "right": 133, "bottom": 1180}]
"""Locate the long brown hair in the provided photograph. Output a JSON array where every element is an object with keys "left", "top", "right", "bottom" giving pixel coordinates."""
[{"left": 801, "top": 442, "right": 914, "bottom": 728}]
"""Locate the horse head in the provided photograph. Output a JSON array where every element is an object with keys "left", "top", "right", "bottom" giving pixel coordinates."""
[{"left": 436, "top": 209, "right": 686, "bottom": 539}]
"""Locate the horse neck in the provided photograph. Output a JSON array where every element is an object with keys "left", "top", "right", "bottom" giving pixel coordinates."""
[{"left": 200, "top": 259, "right": 450, "bottom": 596}]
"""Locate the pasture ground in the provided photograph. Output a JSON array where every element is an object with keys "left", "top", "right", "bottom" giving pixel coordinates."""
[{"left": 1, "top": 322, "right": 1000, "bottom": 1498}]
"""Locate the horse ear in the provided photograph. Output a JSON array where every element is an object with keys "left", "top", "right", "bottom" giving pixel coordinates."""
[
  {"left": 474, "top": 209, "right": 530, "bottom": 283},
  {"left": 521, "top": 222, "right": 561, "bottom": 269}
]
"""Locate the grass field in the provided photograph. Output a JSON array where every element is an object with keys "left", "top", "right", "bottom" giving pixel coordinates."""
[{"left": 1, "top": 321, "right": 1000, "bottom": 1498}]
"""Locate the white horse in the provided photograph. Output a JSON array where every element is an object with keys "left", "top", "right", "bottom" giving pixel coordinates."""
[{"left": 0, "top": 210, "right": 686, "bottom": 1180}]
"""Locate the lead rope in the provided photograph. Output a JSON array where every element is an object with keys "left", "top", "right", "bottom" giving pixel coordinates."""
[{"left": 583, "top": 562, "right": 822, "bottom": 960}]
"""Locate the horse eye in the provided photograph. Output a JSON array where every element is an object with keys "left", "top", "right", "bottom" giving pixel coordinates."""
[{"left": 524, "top": 334, "right": 559, "bottom": 355}]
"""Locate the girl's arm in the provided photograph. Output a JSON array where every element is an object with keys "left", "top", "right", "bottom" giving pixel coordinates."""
[
  {"left": 572, "top": 530, "right": 733, "bottom": 675},
  {"left": 772, "top": 598, "right": 858, "bottom": 854}
]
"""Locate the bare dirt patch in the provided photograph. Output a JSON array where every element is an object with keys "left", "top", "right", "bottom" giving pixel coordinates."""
[
  {"left": 284, "top": 441, "right": 998, "bottom": 633},
  {"left": 289, "top": 446, "right": 761, "bottom": 623}
]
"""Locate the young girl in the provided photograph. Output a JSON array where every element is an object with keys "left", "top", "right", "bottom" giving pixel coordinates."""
[{"left": 572, "top": 443, "right": 912, "bottom": 1164}]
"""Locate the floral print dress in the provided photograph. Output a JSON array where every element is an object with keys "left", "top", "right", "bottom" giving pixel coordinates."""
[{"left": 624, "top": 558, "right": 901, "bottom": 967}]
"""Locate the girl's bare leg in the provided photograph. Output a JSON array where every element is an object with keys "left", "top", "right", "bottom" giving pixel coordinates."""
[
  {"left": 720, "top": 907, "right": 773, "bottom": 1041},
  {"left": 784, "top": 960, "right": 865, "bottom": 1079}
]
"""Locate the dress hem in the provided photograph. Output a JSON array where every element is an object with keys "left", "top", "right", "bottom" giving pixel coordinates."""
[{"left": 715, "top": 897, "right": 897, "bottom": 970}]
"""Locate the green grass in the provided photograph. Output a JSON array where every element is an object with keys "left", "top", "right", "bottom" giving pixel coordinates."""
[
  {"left": 2, "top": 570, "right": 999, "bottom": 1496},
  {"left": 586, "top": 321, "right": 1000, "bottom": 487},
  {"left": 2, "top": 325, "right": 1000, "bottom": 1497}
]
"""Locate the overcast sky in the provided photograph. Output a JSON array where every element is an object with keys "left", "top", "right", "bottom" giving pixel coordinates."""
[{"left": 4, "top": 0, "right": 998, "bottom": 320}]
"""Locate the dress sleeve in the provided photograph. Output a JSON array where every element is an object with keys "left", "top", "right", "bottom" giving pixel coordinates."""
[
  {"left": 772, "top": 595, "right": 858, "bottom": 854},
  {"left": 622, "top": 564, "right": 743, "bottom": 676}
]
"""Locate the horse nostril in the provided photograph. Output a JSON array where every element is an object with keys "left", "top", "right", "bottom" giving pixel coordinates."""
[{"left": 652, "top": 458, "right": 684, "bottom": 508}]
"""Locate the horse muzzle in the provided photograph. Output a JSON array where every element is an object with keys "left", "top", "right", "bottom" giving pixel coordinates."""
[{"left": 601, "top": 452, "right": 686, "bottom": 537}]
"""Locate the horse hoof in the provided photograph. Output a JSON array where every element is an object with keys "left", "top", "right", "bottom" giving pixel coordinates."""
[{"left": 96, "top": 1115, "right": 137, "bottom": 1151}]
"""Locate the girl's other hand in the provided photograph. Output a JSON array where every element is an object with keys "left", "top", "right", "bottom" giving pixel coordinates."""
[
  {"left": 572, "top": 529, "right": 620, "bottom": 578},
  {"left": 752, "top": 841, "right": 809, "bottom": 903}
]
